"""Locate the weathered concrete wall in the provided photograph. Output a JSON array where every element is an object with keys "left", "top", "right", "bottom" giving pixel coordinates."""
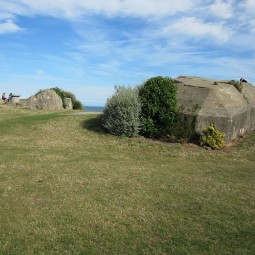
[
  {"left": 243, "top": 83, "right": 255, "bottom": 131},
  {"left": 174, "top": 76, "right": 255, "bottom": 143}
]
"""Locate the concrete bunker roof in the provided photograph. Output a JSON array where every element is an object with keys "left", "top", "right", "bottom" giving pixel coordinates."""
[{"left": 174, "top": 76, "right": 252, "bottom": 117}]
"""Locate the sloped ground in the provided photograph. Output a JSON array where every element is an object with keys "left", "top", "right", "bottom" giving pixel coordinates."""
[{"left": 0, "top": 108, "right": 254, "bottom": 254}]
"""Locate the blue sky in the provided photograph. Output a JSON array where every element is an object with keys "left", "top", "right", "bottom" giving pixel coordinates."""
[{"left": 0, "top": 0, "right": 254, "bottom": 106}]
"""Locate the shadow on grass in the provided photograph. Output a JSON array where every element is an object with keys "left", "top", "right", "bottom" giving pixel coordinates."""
[{"left": 81, "top": 115, "right": 106, "bottom": 133}]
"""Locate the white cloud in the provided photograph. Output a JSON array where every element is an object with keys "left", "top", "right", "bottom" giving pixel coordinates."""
[
  {"left": 35, "top": 70, "right": 46, "bottom": 76},
  {"left": 0, "top": 2, "right": 28, "bottom": 16},
  {"left": 209, "top": 0, "right": 233, "bottom": 19},
  {"left": 119, "top": 0, "right": 194, "bottom": 17},
  {"left": 251, "top": 20, "right": 255, "bottom": 33},
  {"left": 164, "top": 17, "right": 233, "bottom": 43},
  {"left": 0, "top": 0, "right": 195, "bottom": 18},
  {"left": 242, "top": 0, "right": 255, "bottom": 12},
  {"left": 0, "top": 20, "right": 22, "bottom": 34},
  {"left": 0, "top": 12, "right": 15, "bottom": 20}
]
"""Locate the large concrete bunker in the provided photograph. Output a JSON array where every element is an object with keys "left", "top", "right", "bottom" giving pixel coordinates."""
[{"left": 174, "top": 76, "right": 255, "bottom": 143}]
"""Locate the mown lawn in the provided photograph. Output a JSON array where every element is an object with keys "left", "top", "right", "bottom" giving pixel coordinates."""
[{"left": 0, "top": 107, "right": 254, "bottom": 254}]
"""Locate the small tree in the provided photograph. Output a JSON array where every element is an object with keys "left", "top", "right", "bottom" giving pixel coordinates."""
[
  {"left": 139, "top": 76, "right": 177, "bottom": 138},
  {"left": 102, "top": 86, "right": 141, "bottom": 137}
]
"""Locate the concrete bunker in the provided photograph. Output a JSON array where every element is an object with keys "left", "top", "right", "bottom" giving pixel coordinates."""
[{"left": 174, "top": 76, "right": 255, "bottom": 143}]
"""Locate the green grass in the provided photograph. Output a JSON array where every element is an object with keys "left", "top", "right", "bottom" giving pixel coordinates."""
[{"left": 0, "top": 107, "right": 255, "bottom": 254}]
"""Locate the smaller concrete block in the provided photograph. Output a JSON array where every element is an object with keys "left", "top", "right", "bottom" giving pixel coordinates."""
[
  {"left": 64, "top": 98, "right": 73, "bottom": 110},
  {"left": 10, "top": 95, "right": 20, "bottom": 104}
]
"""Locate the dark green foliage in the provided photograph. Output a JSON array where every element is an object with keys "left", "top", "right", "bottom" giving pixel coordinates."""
[
  {"left": 102, "top": 86, "right": 141, "bottom": 137},
  {"left": 50, "top": 87, "right": 75, "bottom": 104},
  {"left": 171, "top": 113, "right": 197, "bottom": 143},
  {"left": 171, "top": 104, "right": 200, "bottom": 143},
  {"left": 139, "top": 76, "right": 177, "bottom": 138},
  {"left": 72, "top": 99, "right": 83, "bottom": 110},
  {"left": 200, "top": 124, "right": 225, "bottom": 149},
  {"left": 50, "top": 87, "right": 83, "bottom": 110}
]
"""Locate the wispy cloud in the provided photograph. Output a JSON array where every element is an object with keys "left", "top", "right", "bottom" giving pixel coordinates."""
[
  {"left": 0, "top": 0, "right": 195, "bottom": 18},
  {"left": 0, "top": 0, "right": 254, "bottom": 105},
  {"left": 0, "top": 19, "right": 22, "bottom": 34},
  {"left": 241, "top": 0, "right": 255, "bottom": 13},
  {"left": 209, "top": 0, "right": 233, "bottom": 19},
  {"left": 161, "top": 17, "right": 233, "bottom": 44},
  {"left": 0, "top": 12, "right": 15, "bottom": 20}
]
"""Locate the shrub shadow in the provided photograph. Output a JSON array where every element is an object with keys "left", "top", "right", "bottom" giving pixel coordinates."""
[{"left": 81, "top": 115, "right": 106, "bottom": 133}]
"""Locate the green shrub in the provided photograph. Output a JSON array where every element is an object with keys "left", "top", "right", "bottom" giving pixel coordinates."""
[
  {"left": 51, "top": 87, "right": 83, "bottom": 110},
  {"left": 200, "top": 124, "right": 225, "bottom": 149},
  {"left": 72, "top": 100, "right": 83, "bottom": 110},
  {"left": 139, "top": 76, "right": 177, "bottom": 138},
  {"left": 171, "top": 113, "right": 197, "bottom": 143},
  {"left": 171, "top": 104, "right": 200, "bottom": 143},
  {"left": 102, "top": 86, "right": 141, "bottom": 137}
]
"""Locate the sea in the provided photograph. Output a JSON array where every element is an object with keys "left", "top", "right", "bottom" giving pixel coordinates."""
[{"left": 84, "top": 106, "right": 104, "bottom": 112}]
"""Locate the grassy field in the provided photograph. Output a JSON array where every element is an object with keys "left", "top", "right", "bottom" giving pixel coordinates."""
[{"left": 0, "top": 107, "right": 254, "bottom": 255}]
